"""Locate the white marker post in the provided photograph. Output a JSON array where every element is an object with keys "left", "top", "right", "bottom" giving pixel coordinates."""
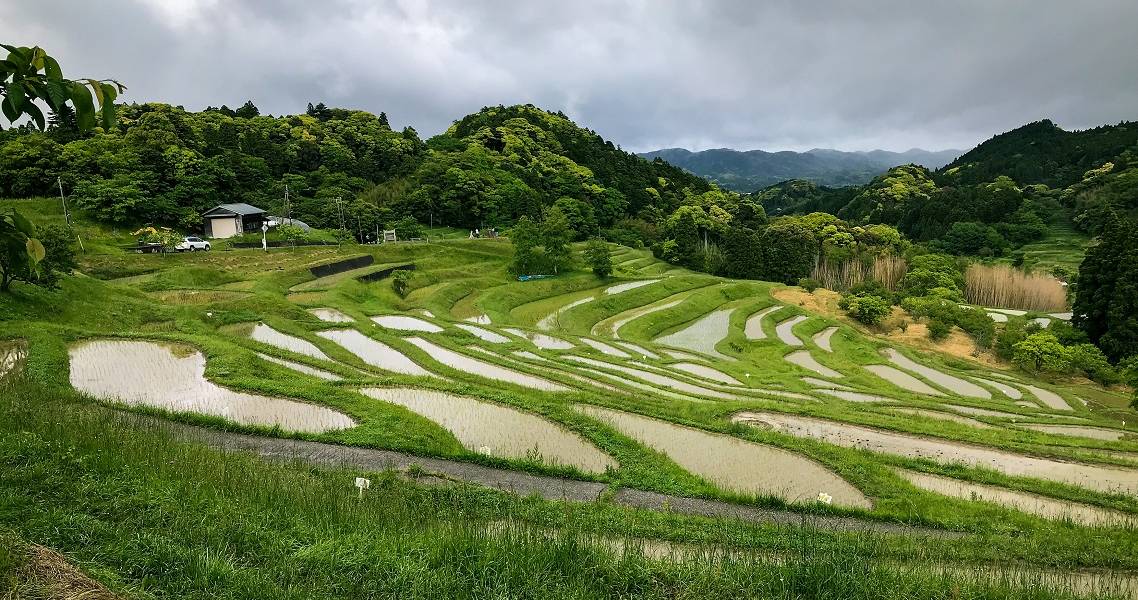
[
  {"left": 354, "top": 476, "right": 371, "bottom": 499},
  {"left": 261, "top": 222, "right": 269, "bottom": 251}
]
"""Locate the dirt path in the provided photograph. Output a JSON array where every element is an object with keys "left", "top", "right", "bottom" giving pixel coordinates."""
[{"left": 150, "top": 417, "right": 958, "bottom": 539}]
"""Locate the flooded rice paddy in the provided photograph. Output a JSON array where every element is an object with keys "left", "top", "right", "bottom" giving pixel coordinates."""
[
  {"left": 882, "top": 349, "right": 990, "bottom": 399},
  {"left": 577, "top": 405, "right": 871, "bottom": 508},
  {"left": 256, "top": 353, "right": 342, "bottom": 381},
  {"left": 0, "top": 340, "right": 26, "bottom": 382},
  {"left": 594, "top": 295, "right": 687, "bottom": 338},
  {"left": 464, "top": 314, "right": 492, "bottom": 325},
  {"left": 613, "top": 341, "right": 659, "bottom": 359},
  {"left": 251, "top": 323, "right": 331, "bottom": 361},
  {"left": 864, "top": 364, "right": 946, "bottom": 397},
  {"left": 784, "top": 350, "right": 842, "bottom": 378},
  {"left": 898, "top": 469, "right": 1133, "bottom": 527},
  {"left": 802, "top": 377, "right": 853, "bottom": 390},
  {"left": 603, "top": 279, "right": 660, "bottom": 295},
  {"left": 307, "top": 308, "right": 354, "bottom": 323},
  {"left": 405, "top": 338, "right": 569, "bottom": 392},
  {"left": 654, "top": 308, "right": 733, "bottom": 359},
  {"left": 315, "top": 330, "right": 434, "bottom": 377},
  {"left": 564, "top": 355, "right": 737, "bottom": 400},
  {"left": 454, "top": 323, "right": 511, "bottom": 343},
  {"left": 814, "top": 389, "right": 891, "bottom": 403},
  {"left": 371, "top": 314, "right": 444, "bottom": 332},
  {"left": 502, "top": 328, "right": 574, "bottom": 350},
  {"left": 537, "top": 297, "right": 594, "bottom": 330},
  {"left": 744, "top": 305, "right": 783, "bottom": 340},
  {"left": 661, "top": 349, "right": 705, "bottom": 361},
  {"left": 670, "top": 362, "right": 742, "bottom": 386},
  {"left": 580, "top": 338, "right": 631, "bottom": 358},
  {"left": 735, "top": 411, "right": 1138, "bottom": 497},
  {"left": 1020, "top": 384, "right": 1073, "bottom": 411},
  {"left": 812, "top": 326, "right": 838, "bottom": 352},
  {"left": 888, "top": 408, "right": 996, "bottom": 429},
  {"left": 970, "top": 377, "right": 1023, "bottom": 399},
  {"left": 774, "top": 315, "right": 809, "bottom": 346},
  {"left": 361, "top": 387, "right": 615, "bottom": 473},
  {"left": 944, "top": 404, "right": 1024, "bottom": 419},
  {"left": 1020, "top": 424, "right": 1128, "bottom": 441},
  {"left": 69, "top": 340, "right": 354, "bottom": 433}
]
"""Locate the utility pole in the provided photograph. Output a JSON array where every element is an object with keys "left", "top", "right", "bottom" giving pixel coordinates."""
[
  {"left": 58, "top": 177, "right": 84, "bottom": 251},
  {"left": 334, "top": 196, "right": 345, "bottom": 247},
  {"left": 284, "top": 184, "right": 291, "bottom": 225}
]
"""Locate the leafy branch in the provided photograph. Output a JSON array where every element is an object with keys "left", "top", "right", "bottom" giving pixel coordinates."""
[{"left": 1, "top": 44, "right": 125, "bottom": 131}]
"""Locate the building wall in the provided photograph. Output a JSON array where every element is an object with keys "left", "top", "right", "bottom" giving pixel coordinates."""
[{"left": 208, "top": 216, "right": 240, "bottom": 239}]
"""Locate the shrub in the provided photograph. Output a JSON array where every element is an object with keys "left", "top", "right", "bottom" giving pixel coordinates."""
[
  {"left": 842, "top": 294, "right": 891, "bottom": 326},
  {"left": 1067, "top": 344, "right": 1119, "bottom": 384},
  {"left": 390, "top": 216, "right": 423, "bottom": 240},
  {"left": 928, "top": 318, "right": 953, "bottom": 340},
  {"left": 995, "top": 317, "right": 1032, "bottom": 360},
  {"left": 583, "top": 239, "right": 613, "bottom": 278},
  {"left": 391, "top": 269, "right": 412, "bottom": 297},
  {"left": 955, "top": 307, "right": 996, "bottom": 347},
  {"left": 798, "top": 278, "right": 820, "bottom": 293},
  {"left": 1013, "top": 332, "right": 1071, "bottom": 373}
]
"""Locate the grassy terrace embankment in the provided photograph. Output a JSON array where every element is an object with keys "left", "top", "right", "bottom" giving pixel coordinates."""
[{"left": 2, "top": 198, "right": 1137, "bottom": 598}]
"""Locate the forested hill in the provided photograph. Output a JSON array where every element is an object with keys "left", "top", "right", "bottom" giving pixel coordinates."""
[
  {"left": 416, "top": 105, "right": 711, "bottom": 228},
  {"left": 637, "top": 146, "right": 961, "bottom": 191},
  {"left": 937, "top": 119, "right": 1138, "bottom": 187},
  {"left": 0, "top": 102, "right": 709, "bottom": 235}
]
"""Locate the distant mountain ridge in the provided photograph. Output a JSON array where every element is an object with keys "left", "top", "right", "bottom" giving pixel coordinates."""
[{"left": 637, "top": 146, "right": 962, "bottom": 191}]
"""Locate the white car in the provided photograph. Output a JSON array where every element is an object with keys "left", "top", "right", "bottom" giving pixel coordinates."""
[{"left": 175, "top": 236, "right": 211, "bottom": 252}]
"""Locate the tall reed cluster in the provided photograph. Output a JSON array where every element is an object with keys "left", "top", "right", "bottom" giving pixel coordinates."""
[
  {"left": 811, "top": 255, "right": 908, "bottom": 291},
  {"left": 964, "top": 263, "right": 1068, "bottom": 311}
]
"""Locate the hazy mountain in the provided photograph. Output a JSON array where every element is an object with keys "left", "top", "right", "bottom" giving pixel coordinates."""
[{"left": 638, "top": 147, "right": 962, "bottom": 191}]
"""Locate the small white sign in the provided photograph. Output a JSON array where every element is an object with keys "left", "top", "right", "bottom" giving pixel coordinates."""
[
  {"left": 355, "top": 477, "right": 371, "bottom": 498},
  {"left": 816, "top": 492, "right": 833, "bottom": 505}
]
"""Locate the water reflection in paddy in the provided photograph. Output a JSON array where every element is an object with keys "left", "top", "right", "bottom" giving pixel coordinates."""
[
  {"left": 69, "top": 340, "right": 354, "bottom": 433},
  {"left": 362, "top": 387, "right": 615, "bottom": 473}
]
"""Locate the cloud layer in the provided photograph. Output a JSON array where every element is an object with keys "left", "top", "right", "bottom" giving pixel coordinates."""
[{"left": 3, "top": 0, "right": 1136, "bottom": 152}]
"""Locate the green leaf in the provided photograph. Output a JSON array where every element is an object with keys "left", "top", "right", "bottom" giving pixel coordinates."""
[
  {"left": 23, "top": 101, "right": 45, "bottom": 130},
  {"left": 87, "top": 79, "right": 103, "bottom": 105},
  {"left": 7, "top": 81, "right": 24, "bottom": 112},
  {"left": 43, "top": 56, "right": 62, "bottom": 81},
  {"left": 44, "top": 79, "right": 69, "bottom": 109},
  {"left": 0, "top": 96, "right": 18, "bottom": 123},
  {"left": 9, "top": 210, "right": 35, "bottom": 237},
  {"left": 100, "top": 82, "right": 118, "bottom": 104},
  {"left": 69, "top": 82, "right": 95, "bottom": 131},
  {"left": 100, "top": 95, "right": 116, "bottom": 130},
  {"left": 26, "top": 238, "right": 46, "bottom": 263}
]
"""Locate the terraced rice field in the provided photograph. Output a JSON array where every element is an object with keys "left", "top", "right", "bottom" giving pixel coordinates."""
[
  {"left": 655, "top": 308, "right": 733, "bottom": 359},
  {"left": 736, "top": 411, "right": 1138, "bottom": 497},
  {"left": 361, "top": 387, "right": 615, "bottom": 473},
  {"left": 26, "top": 237, "right": 1138, "bottom": 596},
  {"left": 577, "top": 405, "right": 872, "bottom": 508},
  {"left": 69, "top": 340, "right": 354, "bottom": 432},
  {"left": 251, "top": 323, "right": 332, "bottom": 360},
  {"left": 316, "top": 329, "right": 435, "bottom": 377}
]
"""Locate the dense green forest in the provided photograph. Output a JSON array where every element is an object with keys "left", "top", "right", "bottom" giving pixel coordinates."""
[
  {"left": 2, "top": 98, "right": 1137, "bottom": 374},
  {"left": 0, "top": 102, "right": 706, "bottom": 238}
]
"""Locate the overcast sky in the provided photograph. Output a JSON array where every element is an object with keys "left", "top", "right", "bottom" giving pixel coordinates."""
[{"left": 3, "top": 0, "right": 1137, "bottom": 152}]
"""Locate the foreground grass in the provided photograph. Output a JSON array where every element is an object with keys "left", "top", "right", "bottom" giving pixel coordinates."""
[{"left": 0, "top": 380, "right": 1113, "bottom": 600}]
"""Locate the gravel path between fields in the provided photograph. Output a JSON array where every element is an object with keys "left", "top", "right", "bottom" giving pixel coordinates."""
[{"left": 148, "top": 417, "right": 959, "bottom": 539}]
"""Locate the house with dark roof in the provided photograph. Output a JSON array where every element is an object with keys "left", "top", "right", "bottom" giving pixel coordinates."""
[{"left": 201, "top": 203, "right": 267, "bottom": 239}]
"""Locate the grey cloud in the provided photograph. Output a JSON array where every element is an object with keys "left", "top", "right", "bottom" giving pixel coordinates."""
[{"left": 2, "top": 0, "right": 1136, "bottom": 152}]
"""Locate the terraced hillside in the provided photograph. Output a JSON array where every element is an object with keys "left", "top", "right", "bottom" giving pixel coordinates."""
[{"left": 3, "top": 236, "right": 1138, "bottom": 599}]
